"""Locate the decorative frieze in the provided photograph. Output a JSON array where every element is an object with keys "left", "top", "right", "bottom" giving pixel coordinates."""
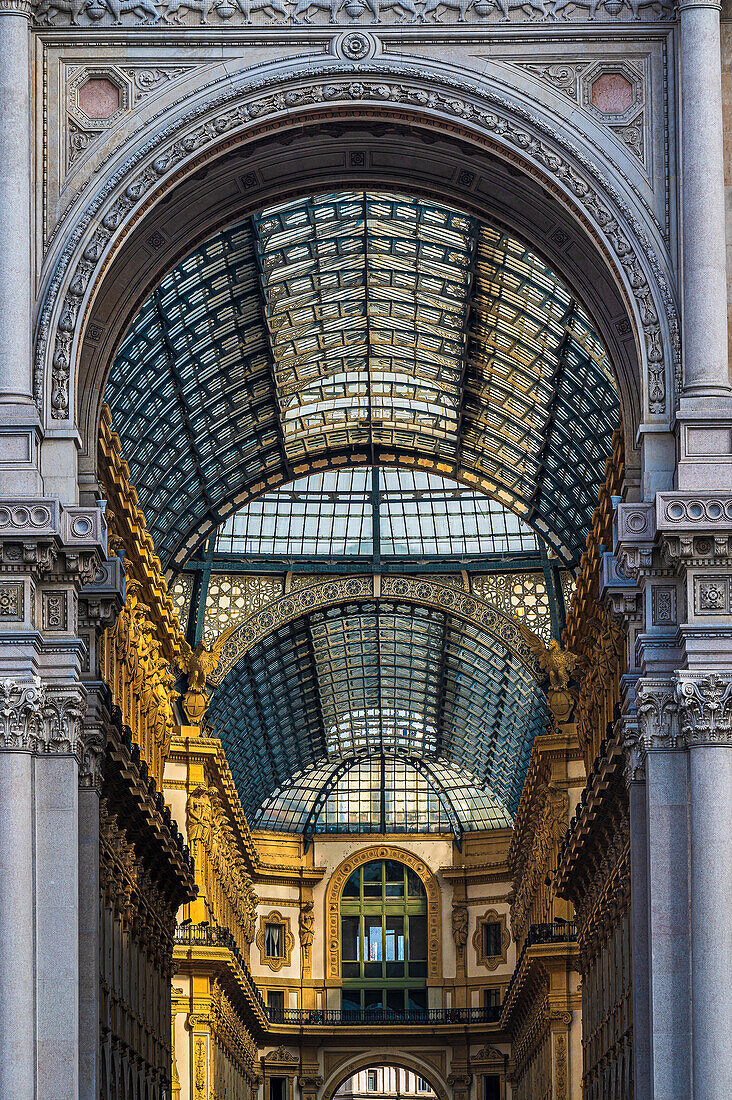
[{"left": 0, "top": 677, "right": 86, "bottom": 754}]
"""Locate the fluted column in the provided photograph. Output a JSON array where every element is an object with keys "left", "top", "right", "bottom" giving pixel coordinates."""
[
  {"left": 677, "top": 673, "right": 732, "bottom": 1100},
  {"left": 0, "top": 0, "right": 33, "bottom": 406},
  {"left": 679, "top": 0, "right": 731, "bottom": 398}
]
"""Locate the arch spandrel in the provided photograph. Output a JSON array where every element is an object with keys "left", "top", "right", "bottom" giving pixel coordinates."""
[
  {"left": 324, "top": 845, "right": 442, "bottom": 984},
  {"left": 40, "top": 57, "right": 675, "bottom": 474},
  {"left": 207, "top": 575, "right": 543, "bottom": 685}
]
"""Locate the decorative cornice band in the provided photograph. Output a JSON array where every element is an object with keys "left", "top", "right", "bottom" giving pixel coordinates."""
[{"left": 0, "top": 0, "right": 33, "bottom": 15}]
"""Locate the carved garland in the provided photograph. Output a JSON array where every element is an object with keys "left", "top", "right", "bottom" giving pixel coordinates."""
[
  {"left": 325, "top": 845, "right": 441, "bottom": 982},
  {"left": 209, "top": 575, "right": 541, "bottom": 685},
  {"left": 40, "top": 62, "right": 676, "bottom": 427}
]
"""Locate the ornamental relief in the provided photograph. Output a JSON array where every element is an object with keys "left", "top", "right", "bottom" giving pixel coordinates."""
[
  {"left": 256, "top": 911, "right": 295, "bottom": 971},
  {"left": 324, "top": 845, "right": 442, "bottom": 981},
  {"left": 40, "top": 65, "right": 675, "bottom": 430},
  {"left": 34, "top": 0, "right": 673, "bottom": 24},
  {"left": 472, "top": 908, "right": 510, "bottom": 971},
  {"left": 208, "top": 575, "right": 542, "bottom": 684}
]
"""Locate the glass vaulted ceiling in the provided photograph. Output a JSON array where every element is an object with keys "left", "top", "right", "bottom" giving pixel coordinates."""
[
  {"left": 106, "top": 191, "right": 619, "bottom": 570},
  {"left": 106, "top": 189, "right": 617, "bottom": 841}
]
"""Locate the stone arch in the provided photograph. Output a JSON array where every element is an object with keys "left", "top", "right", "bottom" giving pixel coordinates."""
[
  {"left": 36, "top": 52, "right": 675, "bottom": 485},
  {"left": 321, "top": 1053, "right": 451, "bottom": 1100},
  {"left": 208, "top": 575, "right": 543, "bottom": 687},
  {"left": 324, "top": 844, "right": 442, "bottom": 983}
]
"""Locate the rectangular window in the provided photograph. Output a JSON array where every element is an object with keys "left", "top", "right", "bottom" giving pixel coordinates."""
[
  {"left": 267, "top": 990, "right": 284, "bottom": 1015},
  {"left": 483, "top": 988, "right": 501, "bottom": 1009},
  {"left": 265, "top": 923, "right": 283, "bottom": 958},
  {"left": 482, "top": 1076, "right": 500, "bottom": 1100},
  {"left": 341, "top": 915, "right": 359, "bottom": 961},
  {"left": 270, "top": 1078, "right": 287, "bottom": 1100},
  {"left": 483, "top": 922, "right": 502, "bottom": 957},
  {"left": 367, "top": 1072, "right": 378, "bottom": 1092}
]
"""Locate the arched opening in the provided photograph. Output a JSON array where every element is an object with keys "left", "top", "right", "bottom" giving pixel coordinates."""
[{"left": 322, "top": 1055, "right": 451, "bottom": 1100}]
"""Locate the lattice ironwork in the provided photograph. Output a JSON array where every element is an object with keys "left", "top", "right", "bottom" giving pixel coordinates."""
[
  {"left": 207, "top": 600, "right": 546, "bottom": 823},
  {"left": 470, "top": 572, "right": 552, "bottom": 641},
  {"left": 203, "top": 573, "right": 284, "bottom": 642},
  {"left": 106, "top": 191, "right": 619, "bottom": 568}
]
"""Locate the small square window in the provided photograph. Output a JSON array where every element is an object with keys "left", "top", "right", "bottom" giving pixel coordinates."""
[
  {"left": 483, "top": 922, "right": 502, "bottom": 958},
  {"left": 265, "top": 923, "right": 284, "bottom": 958},
  {"left": 483, "top": 987, "right": 501, "bottom": 1009},
  {"left": 367, "top": 1071, "right": 378, "bottom": 1092}
]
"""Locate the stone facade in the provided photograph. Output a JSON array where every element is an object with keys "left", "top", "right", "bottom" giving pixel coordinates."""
[{"left": 0, "top": 0, "right": 731, "bottom": 1096}]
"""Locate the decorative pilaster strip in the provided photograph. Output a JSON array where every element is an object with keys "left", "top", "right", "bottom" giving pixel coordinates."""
[{"left": 676, "top": 672, "right": 732, "bottom": 745}]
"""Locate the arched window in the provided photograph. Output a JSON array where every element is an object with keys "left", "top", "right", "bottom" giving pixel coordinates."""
[{"left": 340, "top": 859, "right": 428, "bottom": 1015}]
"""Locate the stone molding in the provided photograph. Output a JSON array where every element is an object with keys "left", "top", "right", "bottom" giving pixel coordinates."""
[
  {"left": 256, "top": 909, "right": 294, "bottom": 971},
  {"left": 0, "top": 676, "right": 87, "bottom": 755},
  {"left": 0, "top": 498, "right": 106, "bottom": 584},
  {"left": 38, "top": 62, "right": 676, "bottom": 433},
  {"left": 635, "top": 677, "right": 681, "bottom": 749},
  {"left": 656, "top": 492, "right": 732, "bottom": 531}
]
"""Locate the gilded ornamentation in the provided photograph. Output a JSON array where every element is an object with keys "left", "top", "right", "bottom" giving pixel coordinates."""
[
  {"left": 194, "top": 1035, "right": 207, "bottom": 1098},
  {"left": 299, "top": 900, "right": 315, "bottom": 966},
  {"left": 178, "top": 627, "right": 239, "bottom": 723},
  {"left": 451, "top": 903, "right": 469, "bottom": 951},
  {"left": 256, "top": 911, "right": 295, "bottom": 971},
  {"left": 472, "top": 909, "right": 510, "bottom": 970},
  {"left": 325, "top": 845, "right": 441, "bottom": 981},
  {"left": 554, "top": 1033, "right": 567, "bottom": 1100}
]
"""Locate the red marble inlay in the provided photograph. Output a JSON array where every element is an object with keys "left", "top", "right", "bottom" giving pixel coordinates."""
[
  {"left": 78, "top": 78, "right": 120, "bottom": 120},
  {"left": 591, "top": 73, "right": 633, "bottom": 115}
]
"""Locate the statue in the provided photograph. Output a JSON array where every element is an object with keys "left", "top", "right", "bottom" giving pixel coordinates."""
[
  {"left": 451, "top": 903, "right": 468, "bottom": 950},
  {"left": 186, "top": 785, "right": 212, "bottom": 846},
  {"left": 299, "top": 901, "right": 315, "bottom": 957},
  {"left": 177, "top": 624, "right": 238, "bottom": 724},
  {"left": 517, "top": 623, "right": 582, "bottom": 724}
]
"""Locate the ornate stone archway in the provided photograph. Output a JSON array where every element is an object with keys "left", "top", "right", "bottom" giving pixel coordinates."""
[
  {"left": 324, "top": 844, "right": 442, "bottom": 983},
  {"left": 321, "top": 1052, "right": 451, "bottom": 1100},
  {"left": 36, "top": 54, "right": 676, "bottom": 471}
]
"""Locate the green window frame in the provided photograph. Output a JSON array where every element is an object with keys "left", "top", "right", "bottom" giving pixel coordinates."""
[{"left": 340, "top": 859, "right": 428, "bottom": 1014}]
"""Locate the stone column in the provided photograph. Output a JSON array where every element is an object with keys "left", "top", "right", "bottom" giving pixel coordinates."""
[
  {"left": 677, "top": 673, "right": 732, "bottom": 1100},
  {"left": 0, "top": 749, "right": 35, "bottom": 1098},
  {"left": 635, "top": 680, "right": 691, "bottom": 1100},
  {"left": 623, "top": 726, "right": 651, "bottom": 1100},
  {"left": 0, "top": 0, "right": 32, "bottom": 407},
  {"left": 678, "top": 0, "right": 730, "bottom": 398}
]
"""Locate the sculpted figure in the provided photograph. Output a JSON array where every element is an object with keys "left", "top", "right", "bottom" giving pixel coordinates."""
[
  {"left": 299, "top": 901, "right": 315, "bottom": 950},
  {"left": 186, "top": 785, "right": 212, "bottom": 845},
  {"left": 517, "top": 623, "right": 581, "bottom": 691},
  {"left": 451, "top": 903, "right": 468, "bottom": 949},
  {"left": 177, "top": 625, "right": 238, "bottom": 692}
]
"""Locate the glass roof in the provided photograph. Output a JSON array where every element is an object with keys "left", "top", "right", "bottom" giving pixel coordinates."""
[
  {"left": 105, "top": 190, "right": 619, "bottom": 569},
  {"left": 254, "top": 754, "right": 514, "bottom": 837},
  {"left": 214, "top": 467, "right": 538, "bottom": 558},
  {"left": 206, "top": 601, "right": 546, "bottom": 825}
]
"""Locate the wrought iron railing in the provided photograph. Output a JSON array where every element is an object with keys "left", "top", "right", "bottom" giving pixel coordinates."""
[
  {"left": 174, "top": 923, "right": 267, "bottom": 1014},
  {"left": 500, "top": 920, "right": 578, "bottom": 1013},
  {"left": 266, "top": 1006, "right": 502, "bottom": 1026}
]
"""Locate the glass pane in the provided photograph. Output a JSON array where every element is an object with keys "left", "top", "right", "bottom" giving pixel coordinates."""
[
  {"left": 341, "top": 989, "right": 360, "bottom": 1012},
  {"left": 386, "top": 988, "right": 404, "bottom": 1014},
  {"left": 364, "top": 989, "right": 382, "bottom": 1010},
  {"left": 484, "top": 923, "right": 502, "bottom": 956},
  {"left": 385, "top": 916, "right": 405, "bottom": 961},
  {"left": 407, "top": 870, "right": 426, "bottom": 898},
  {"left": 483, "top": 1077, "right": 500, "bottom": 1100},
  {"left": 409, "top": 961, "right": 427, "bottom": 977},
  {"left": 385, "top": 860, "right": 404, "bottom": 881},
  {"left": 341, "top": 916, "right": 359, "bottom": 961},
  {"left": 343, "top": 869, "right": 361, "bottom": 898},
  {"left": 386, "top": 961, "right": 406, "bottom": 978},
  {"left": 265, "top": 924, "right": 282, "bottom": 957},
  {"left": 409, "top": 915, "right": 427, "bottom": 960},
  {"left": 408, "top": 988, "right": 427, "bottom": 1011},
  {"left": 364, "top": 963, "right": 382, "bottom": 978},
  {"left": 342, "top": 962, "right": 360, "bottom": 979},
  {"left": 364, "top": 916, "right": 383, "bottom": 961},
  {"left": 270, "top": 1079, "right": 286, "bottom": 1100},
  {"left": 363, "top": 861, "right": 382, "bottom": 897}
]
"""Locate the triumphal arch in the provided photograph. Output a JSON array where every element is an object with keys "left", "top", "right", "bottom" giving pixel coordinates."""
[{"left": 0, "top": 0, "right": 731, "bottom": 1094}]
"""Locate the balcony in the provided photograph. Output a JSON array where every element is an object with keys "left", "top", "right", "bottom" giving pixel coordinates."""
[
  {"left": 174, "top": 922, "right": 268, "bottom": 1023},
  {"left": 266, "top": 1006, "right": 502, "bottom": 1026},
  {"left": 500, "top": 920, "right": 578, "bottom": 1025}
]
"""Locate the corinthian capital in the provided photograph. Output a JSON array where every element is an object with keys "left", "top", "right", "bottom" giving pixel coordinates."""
[
  {"left": 676, "top": 672, "right": 732, "bottom": 746},
  {"left": 635, "top": 677, "right": 681, "bottom": 750},
  {"left": 0, "top": 677, "right": 86, "bottom": 755}
]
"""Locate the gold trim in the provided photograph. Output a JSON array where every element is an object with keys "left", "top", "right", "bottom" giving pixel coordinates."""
[
  {"left": 256, "top": 911, "right": 295, "bottom": 972},
  {"left": 472, "top": 909, "right": 510, "bottom": 971}
]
